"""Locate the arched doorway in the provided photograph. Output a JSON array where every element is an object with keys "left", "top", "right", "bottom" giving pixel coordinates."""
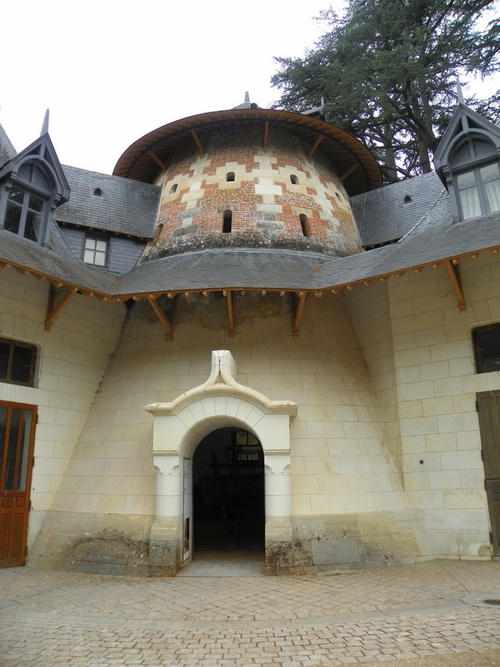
[
  {"left": 145, "top": 350, "right": 297, "bottom": 576},
  {"left": 193, "top": 428, "right": 265, "bottom": 557}
]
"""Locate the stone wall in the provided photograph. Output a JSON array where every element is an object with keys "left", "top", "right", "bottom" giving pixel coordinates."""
[
  {"left": 144, "top": 128, "right": 361, "bottom": 259},
  {"left": 4, "top": 250, "right": 498, "bottom": 574},
  {"left": 0, "top": 269, "right": 124, "bottom": 553}
]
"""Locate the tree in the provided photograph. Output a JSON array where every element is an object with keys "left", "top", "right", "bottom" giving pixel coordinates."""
[{"left": 271, "top": 0, "right": 500, "bottom": 182}]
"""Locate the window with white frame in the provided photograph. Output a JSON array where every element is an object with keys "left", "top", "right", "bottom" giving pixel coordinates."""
[
  {"left": 456, "top": 162, "right": 500, "bottom": 220},
  {"left": 83, "top": 234, "right": 109, "bottom": 266}
]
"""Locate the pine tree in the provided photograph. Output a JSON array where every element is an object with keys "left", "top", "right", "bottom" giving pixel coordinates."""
[{"left": 272, "top": 0, "right": 500, "bottom": 182}]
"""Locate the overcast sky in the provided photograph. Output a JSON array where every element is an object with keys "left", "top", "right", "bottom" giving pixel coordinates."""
[
  {"left": 1, "top": 0, "right": 497, "bottom": 176},
  {"left": 0, "top": 0, "right": 341, "bottom": 174}
]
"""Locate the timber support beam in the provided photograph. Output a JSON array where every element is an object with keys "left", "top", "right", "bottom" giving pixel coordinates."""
[
  {"left": 147, "top": 296, "right": 174, "bottom": 340},
  {"left": 444, "top": 259, "right": 466, "bottom": 311},
  {"left": 45, "top": 285, "right": 77, "bottom": 331}
]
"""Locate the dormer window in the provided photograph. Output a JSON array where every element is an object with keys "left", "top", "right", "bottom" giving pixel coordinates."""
[
  {"left": 434, "top": 105, "right": 500, "bottom": 221},
  {"left": 0, "top": 134, "right": 70, "bottom": 246}
]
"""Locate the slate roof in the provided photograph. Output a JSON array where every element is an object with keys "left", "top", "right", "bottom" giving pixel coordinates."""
[
  {"left": 113, "top": 208, "right": 498, "bottom": 296},
  {"left": 2, "top": 171, "right": 497, "bottom": 299},
  {"left": 0, "top": 123, "right": 16, "bottom": 166},
  {"left": 351, "top": 172, "right": 449, "bottom": 247},
  {"left": 0, "top": 117, "right": 498, "bottom": 300},
  {"left": 0, "top": 223, "right": 119, "bottom": 295},
  {"left": 56, "top": 165, "right": 160, "bottom": 239}
]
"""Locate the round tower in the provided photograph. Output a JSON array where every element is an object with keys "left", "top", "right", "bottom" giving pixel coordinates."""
[{"left": 114, "top": 107, "right": 381, "bottom": 259}]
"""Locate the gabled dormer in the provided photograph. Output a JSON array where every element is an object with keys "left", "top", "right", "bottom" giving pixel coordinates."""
[
  {"left": 0, "top": 133, "right": 70, "bottom": 247},
  {"left": 434, "top": 104, "right": 500, "bottom": 221}
]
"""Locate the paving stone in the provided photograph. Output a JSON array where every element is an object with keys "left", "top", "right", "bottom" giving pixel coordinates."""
[{"left": 1, "top": 561, "right": 500, "bottom": 666}]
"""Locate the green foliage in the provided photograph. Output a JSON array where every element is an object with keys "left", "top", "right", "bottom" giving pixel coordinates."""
[{"left": 272, "top": 0, "right": 500, "bottom": 182}]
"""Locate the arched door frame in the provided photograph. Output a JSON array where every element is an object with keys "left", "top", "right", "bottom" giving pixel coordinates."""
[{"left": 144, "top": 350, "right": 297, "bottom": 575}]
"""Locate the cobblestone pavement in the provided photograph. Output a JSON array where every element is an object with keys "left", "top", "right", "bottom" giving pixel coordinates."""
[{"left": 1, "top": 560, "right": 500, "bottom": 666}]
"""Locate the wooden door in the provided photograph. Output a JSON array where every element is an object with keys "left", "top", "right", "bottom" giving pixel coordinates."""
[
  {"left": 0, "top": 401, "right": 37, "bottom": 567},
  {"left": 477, "top": 391, "right": 500, "bottom": 556}
]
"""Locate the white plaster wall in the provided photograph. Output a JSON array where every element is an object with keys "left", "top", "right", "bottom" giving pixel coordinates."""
[{"left": 0, "top": 269, "right": 124, "bottom": 546}]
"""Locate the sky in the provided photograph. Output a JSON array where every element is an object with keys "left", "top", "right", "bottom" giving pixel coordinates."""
[
  {"left": 1, "top": 0, "right": 497, "bottom": 176},
  {"left": 0, "top": 0, "right": 340, "bottom": 174}
]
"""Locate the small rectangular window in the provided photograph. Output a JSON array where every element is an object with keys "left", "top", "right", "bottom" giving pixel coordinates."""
[
  {"left": 84, "top": 234, "right": 109, "bottom": 266},
  {"left": 0, "top": 338, "right": 37, "bottom": 386},
  {"left": 472, "top": 324, "right": 500, "bottom": 373}
]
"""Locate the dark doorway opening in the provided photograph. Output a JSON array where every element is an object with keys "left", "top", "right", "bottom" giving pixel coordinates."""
[{"left": 193, "top": 428, "right": 265, "bottom": 558}]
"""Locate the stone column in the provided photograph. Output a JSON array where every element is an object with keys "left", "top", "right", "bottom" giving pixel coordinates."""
[
  {"left": 149, "top": 455, "right": 183, "bottom": 576},
  {"left": 264, "top": 452, "right": 294, "bottom": 575}
]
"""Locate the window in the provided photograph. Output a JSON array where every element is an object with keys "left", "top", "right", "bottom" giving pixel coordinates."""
[
  {"left": 0, "top": 338, "right": 37, "bottom": 386},
  {"left": 290, "top": 174, "right": 299, "bottom": 185},
  {"left": 473, "top": 324, "right": 500, "bottom": 373},
  {"left": 169, "top": 184, "right": 178, "bottom": 194},
  {"left": 404, "top": 195, "right": 412, "bottom": 204},
  {"left": 93, "top": 188, "right": 102, "bottom": 197},
  {"left": 299, "top": 214, "right": 310, "bottom": 237},
  {"left": 226, "top": 172, "right": 235, "bottom": 182},
  {"left": 456, "top": 163, "right": 500, "bottom": 220},
  {"left": 0, "top": 135, "right": 69, "bottom": 246},
  {"left": 84, "top": 234, "right": 109, "bottom": 266},
  {"left": 4, "top": 187, "right": 45, "bottom": 242},
  {"left": 223, "top": 210, "right": 232, "bottom": 233}
]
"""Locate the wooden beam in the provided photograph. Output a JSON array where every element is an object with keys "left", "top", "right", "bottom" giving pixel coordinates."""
[
  {"left": 444, "top": 259, "right": 466, "bottom": 311},
  {"left": 263, "top": 122, "right": 269, "bottom": 153},
  {"left": 147, "top": 296, "right": 173, "bottom": 340},
  {"left": 340, "top": 163, "right": 360, "bottom": 182},
  {"left": 306, "top": 135, "right": 323, "bottom": 161},
  {"left": 147, "top": 150, "right": 167, "bottom": 171},
  {"left": 226, "top": 290, "right": 235, "bottom": 337},
  {"left": 190, "top": 130, "right": 205, "bottom": 157},
  {"left": 291, "top": 292, "right": 307, "bottom": 336},
  {"left": 45, "top": 286, "right": 76, "bottom": 331}
]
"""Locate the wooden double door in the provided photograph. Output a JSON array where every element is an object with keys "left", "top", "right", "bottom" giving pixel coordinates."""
[
  {"left": 477, "top": 391, "right": 500, "bottom": 557},
  {"left": 0, "top": 401, "right": 37, "bottom": 567}
]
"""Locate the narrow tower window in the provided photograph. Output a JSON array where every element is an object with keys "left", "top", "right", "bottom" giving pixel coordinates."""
[
  {"left": 290, "top": 174, "right": 299, "bottom": 185},
  {"left": 299, "top": 214, "right": 310, "bottom": 237},
  {"left": 226, "top": 172, "right": 235, "bottom": 182},
  {"left": 169, "top": 184, "right": 178, "bottom": 194},
  {"left": 223, "top": 210, "right": 232, "bottom": 233}
]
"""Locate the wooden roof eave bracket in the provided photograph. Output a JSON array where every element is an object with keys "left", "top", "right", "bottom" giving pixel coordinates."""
[
  {"left": 224, "top": 290, "right": 235, "bottom": 337},
  {"left": 147, "top": 150, "right": 167, "bottom": 171},
  {"left": 262, "top": 122, "right": 269, "bottom": 153},
  {"left": 306, "top": 135, "right": 323, "bottom": 161},
  {"left": 190, "top": 130, "right": 205, "bottom": 158},
  {"left": 291, "top": 292, "right": 307, "bottom": 336},
  {"left": 147, "top": 296, "right": 174, "bottom": 340},
  {"left": 444, "top": 259, "right": 466, "bottom": 311},
  {"left": 340, "top": 162, "right": 360, "bottom": 182},
  {"left": 45, "top": 285, "right": 77, "bottom": 331}
]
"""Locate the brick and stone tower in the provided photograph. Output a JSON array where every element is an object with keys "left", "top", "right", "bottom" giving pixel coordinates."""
[{"left": 114, "top": 103, "right": 381, "bottom": 260}]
